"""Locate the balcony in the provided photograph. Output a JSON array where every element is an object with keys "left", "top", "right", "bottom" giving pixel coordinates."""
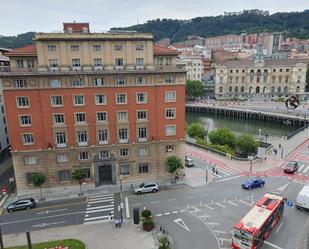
[
  {"left": 78, "top": 141, "right": 88, "bottom": 147},
  {"left": 138, "top": 137, "right": 148, "bottom": 143},
  {"left": 56, "top": 143, "right": 67, "bottom": 148},
  {"left": 118, "top": 138, "right": 129, "bottom": 144},
  {"left": 99, "top": 140, "right": 109, "bottom": 145}
]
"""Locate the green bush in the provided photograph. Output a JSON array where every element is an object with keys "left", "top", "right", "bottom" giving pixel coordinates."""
[
  {"left": 166, "top": 155, "right": 182, "bottom": 173},
  {"left": 186, "top": 122, "right": 207, "bottom": 139},
  {"left": 208, "top": 128, "right": 237, "bottom": 149},
  {"left": 236, "top": 134, "right": 258, "bottom": 157},
  {"left": 141, "top": 209, "right": 152, "bottom": 219}
]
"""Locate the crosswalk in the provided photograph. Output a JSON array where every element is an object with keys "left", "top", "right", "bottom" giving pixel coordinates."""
[{"left": 83, "top": 193, "right": 114, "bottom": 225}]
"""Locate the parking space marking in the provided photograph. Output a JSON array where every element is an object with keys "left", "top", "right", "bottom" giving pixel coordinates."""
[
  {"left": 164, "top": 212, "right": 171, "bottom": 215},
  {"left": 227, "top": 201, "right": 237, "bottom": 206},
  {"left": 264, "top": 241, "right": 283, "bottom": 249},
  {"left": 215, "top": 203, "right": 226, "bottom": 208},
  {"left": 156, "top": 214, "right": 163, "bottom": 217},
  {"left": 238, "top": 199, "right": 253, "bottom": 207},
  {"left": 150, "top": 201, "right": 160, "bottom": 204},
  {"left": 275, "top": 222, "right": 284, "bottom": 233},
  {"left": 204, "top": 205, "right": 214, "bottom": 210},
  {"left": 172, "top": 211, "right": 178, "bottom": 214}
]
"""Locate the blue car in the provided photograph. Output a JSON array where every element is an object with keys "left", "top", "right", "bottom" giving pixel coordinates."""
[{"left": 241, "top": 177, "right": 265, "bottom": 190}]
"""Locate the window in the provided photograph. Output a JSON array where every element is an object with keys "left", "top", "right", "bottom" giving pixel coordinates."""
[
  {"left": 49, "top": 59, "right": 58, "bottom": 68},
  {"left": 115, "top": 44, "right": 122, "bottom": 51},
  {"left": 16, "top": 59, "right": 24, "bottom": 68},
  {"left": 137, "top": 110, "right": 147, "bottom": 120},
  {"left": 94, "top": 58, "right": 102, "bottom": 67},
  {"left": 272, "top": 76, "right": 276, "bottom": 83},
  {"left": 136, "top": 76, "right": 145, "bottom": 85},
  {"left": 77, "top": 131, "right": 88, "bottom": 145},
  {"left": 138, "top": 127, "right": 147, "bottom": 140},
  {"left": 165, "top": 91, "right": 176, "bottom": 102},
  {"left": 70, "top": 78, "right": 84, "bottom": 87},
  {"left": 51, "top": 96, "right": 63, "bottom": 107},
  {"left": 24, "top": 156, "right": 38, "bottom": 165},
  {"left": 96, "top": 112, "right": 107, "bottom": 122},
  {"left": 95, "top": 94, "right": 106, "bottom": 105},
  {"left": 16, "top": 80, "right": 27, "bottom": 88},
  {"left": 286, "top": 68, "right": 290, "bottom": 72},
  {"left": 22, "top": 134, "right": 34, "bottom": 145},
  {"left": 57, "top": 154, "right": 68, "bottom": 162},
  {"left": 79, "top": 151, "right": 89, "bottom": 160},
  {"left": 73, "top": 95, "right": 85, "bottom": 106},
  {"left": 53, "top": 114, "right": 65, "bottom": 125},
  {"left": 72, "top": 59, "right": 81, "bottom": 67},
  {"left": 136, "top": 44, "right": 144, "bottom": 50},
  {"left": 71, "top": 45, "right": 80, "bottom": 51},
  {"left": 116, "top": 77, "right": 125, "bottom": 86},
  {"left": 166, "top": 145, "right": 175, "bottom": 152},
  {"left": 75, "top": 113, "right": 86, "bottom": 123},
  {"left": 116, "top": 93, "right": 127, "bottom": 104},
  {"left": 59, "top": 170, "right": 71, "bottom": 182},
  {"left": 139, "top": 163, "right": 149, "bottom": 174},
  {"left": 55, "top": 132, "right": 66, "bottom": 147},
  {"left": 26, "top": 173, "right": 35, "bottom": 185},
  {"left": 94, "top": 78, "right": 104, "bottom": 86},
  {"left": 165, "top": 108, "right": 176, "bottom": 119},
  {"left": 93, "top": 45, "right": 101, "bottom": 51},
  {"left": 118, "top": 129, "right": 128, "bottom": 142},
  {"left": 48, "top": 45, "right": 56, "bottom": 52},
  {"left": 98, "top": 130, "right": 108, "bottom": 144},
  {"left": 136, "top": 58, "right": 144, "bottom": 66},
  {"left": 120, "top": 164, "right": 130, "bottom": 175},
  {"left": 119, "top": 148, "right": 129, "bottom": 157},
  {"left": 49, "top": 79, "right": 61, "bottom": 87},
  {"left": 138, "top": 147, "right": 149, "bottom": 156},
  {"left": 17, "top": 97, "right": 29, "bottom": 107},
  {"left": 20, "top": 115, "right": 32, "bottom": 126},
  {"left": 285, "top": 76, "right": 289, "bottom": 83},
  {"left": 279, "top": 68, "right": 283, "bottom": 72},
  {"left": 165, "top": 125, "right": 176, "bottom": 136},
  {"left": 117, "top": 111, "right": 128, "bottom": 122},
  {"left": 165, "top": 75, "right": 175, "bottom": 83},
  {"left": 99, "top": 150, "right": 110, "bottom": 159},
  {"left": 115, "top": 58, "right": 124, "bottom": 66},
  {"left": 136, "top": 93, "right": 147, "bottom": 104}
]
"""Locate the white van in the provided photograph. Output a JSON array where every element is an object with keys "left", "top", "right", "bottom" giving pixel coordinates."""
[
  {"left": 185, "top": 157, "right": 195, "bottom": 167},
  {"left": 296, "top": 186, "right": 309, "bottom": 211}
]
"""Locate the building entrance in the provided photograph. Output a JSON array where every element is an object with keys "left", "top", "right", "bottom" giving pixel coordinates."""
[{"left": 98, "top": 165, "right": 113, "bottom": 184}]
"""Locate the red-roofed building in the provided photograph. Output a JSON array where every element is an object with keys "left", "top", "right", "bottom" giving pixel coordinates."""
[{"left": 153, "top": 45, "right": 180, "bottom": 67}]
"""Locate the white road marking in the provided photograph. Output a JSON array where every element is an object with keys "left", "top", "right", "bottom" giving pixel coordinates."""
[
  {"left": 83, "top": 219, "right": 110, "bottom": 225},
  {"left": 125, "top": 197, "right": 130, "bottom": 218},
  {"left": 214, "top": 230, "right": 227, "bottom": 234},
  {"left": 85, "top": 207, "right": 114, "bottom": 214},
  {"left": 276, "top": 182, "right": 290, "bottom": 193},
  {"left": 216, "top": 175, "right": 242, "bottom": 182},
  {"left": 164, "top": 212, "right": 171, "bottom": 215},
  {"left": 207, "top": 222, "right": 219, "bottom": 226},
  {"left": 88, "top": 196, "right": 114, "bottom": 201},
  {"left": 204, "top": 205, "right": 214, "bottom": 210},
  {"left": 174, "top": 218, "right": 191, "bottom": 232},
  {"left": 89, "top": 193, "right": 114, "bottom": 198},
  {"left": 215, "top": 203, "right": 226, "bottom": 208},
  {"left": 264, "top": 241, "right": 283, "bottom": 249},
  {"left": 298, "top": 164, "right": 305, "bottom": 172},
  {"left": 150, "top": 201, "right": 160, "bottom": 204},
  {"left": 275, "top": 222, "right": 284, "bottom": 233},
  {"left": 156, "top": 214, "right": 163, "bottom": 217},
  {"left": 185, "top": 195, "right": 196, "bottom": 199},
  {"left": 180, "top": 210, "right": 186, "bottom": 212},
  {"left": 227, "top": 201, "right": 237, "bottom": 206},
  {"left": 36, "top": 208, "right": 68, "bottom": 215},
  {"left": 84, "top": 215, "right": 110, "bottom": 221},
  {"left": 32, "top": 221, "right": 65, "bottom": 228},
  {"left": 199, "top": 215, "right": 210, "bottom": 219},
  {"left": 303, "top": 166, "right": 309, "bottom": 174},
  {"left": 131, "top": 203, "right": 142, "bottom": 207},
  {"left": 86, "top": 204, "right": 114, "bottom": 210},
  {"left": 168, "top": 198, "right": 177, "bottom": 201},
  {"left": 238, "top": 199, "right": 253, "bottom": 207},
  {"left": 172, "top": 211, "right": 179, "bottom": 214},
  {"left": 88, "top": 199, "right": 114, "bottom": 204}
]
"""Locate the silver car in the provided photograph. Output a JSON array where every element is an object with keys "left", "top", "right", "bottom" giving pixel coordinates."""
[{"left": 134, "top": 182, "right": 159, "bottom": 195}]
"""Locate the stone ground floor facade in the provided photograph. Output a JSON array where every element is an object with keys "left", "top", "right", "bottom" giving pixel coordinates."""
[{"left": 12, "top": 140, "right": 185, "bottom": 196}]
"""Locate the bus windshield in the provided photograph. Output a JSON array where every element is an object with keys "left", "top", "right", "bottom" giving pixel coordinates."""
[{"left": 232, "top": 229, "right": 253, "bottom": 248}]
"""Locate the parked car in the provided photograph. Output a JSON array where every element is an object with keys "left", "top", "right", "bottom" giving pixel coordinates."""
[
  {"left": 7, "top": 198, "right": 36, "bottom": 213},
  {"left": 185, "top": 156, "right": 195, "bottom": 167},
  {"left": 296, "top": 185, "right": 309, "bottom": 211},
  {"left": 283, "top": 161, "right": 298, "bottom": 174},
  {"left": 241, "top": 177, "right": 265, "bottom": 190},
  {"left": 134, "top": 182, "right": 159, "bottom": 195}
]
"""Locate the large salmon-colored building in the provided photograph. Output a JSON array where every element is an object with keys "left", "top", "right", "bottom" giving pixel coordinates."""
[{"left": 0, "top": 23, "right": 186, "bottom": 196}]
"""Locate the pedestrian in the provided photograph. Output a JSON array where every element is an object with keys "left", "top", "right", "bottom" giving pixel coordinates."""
[
  {"left": 212, "top": 166, "right": 215, "bottom": 173},
  {"left": 215, "top": 168, "right": 219, "bottom": 175},
  {"left": 279, "top": 143, "right": 281, "bottom": 149},
  {"left": 274, "top": 149, "right": 277, "bottom": 155},
  {"left": 109, "top": 212, "right": 113, "bottom": 220}
]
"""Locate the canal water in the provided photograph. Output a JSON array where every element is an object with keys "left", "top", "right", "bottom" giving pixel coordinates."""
[{"left": 186, "top": 112, "right": 296, "bottom": 139}]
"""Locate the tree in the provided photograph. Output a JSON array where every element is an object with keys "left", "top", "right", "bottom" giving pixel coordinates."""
[
  {"left": 186, "top": 122, "right": 207, "bottom": 139},
  {"left": 31, "top": 172, "right": 46, "bottom": 200},
  {"left": 186, "top": 80, "right": 204, "bottom": 98},
  {"left": 236, "top": 134, "right": 259, "bottom": 157},
  {"left": 72, "top": 169, "right": 87, "bottom": 195},
  {"left": 158, "top": 236, "right": 171, "bottom": 249},
  {"left": 166, "top": 156, "right": 182, "bottom": 173},
  {"left": 208, "top": 128, "right": 237, "bottom": 149}
]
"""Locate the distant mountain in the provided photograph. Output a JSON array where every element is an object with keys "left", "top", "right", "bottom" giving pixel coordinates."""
[
  {"left": 1, "top": 10, "right": 309, "bottom": 49},
  {"left": 0, "top": 32, "right": 35, "bottom": 49},
  {"left": 111, "top": 10, "right": 309, "bottom": 42}
]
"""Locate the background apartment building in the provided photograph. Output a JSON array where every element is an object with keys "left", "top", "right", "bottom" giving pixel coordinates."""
[{"left": 0, "top": 23, "right": 186, "bottom": 195}]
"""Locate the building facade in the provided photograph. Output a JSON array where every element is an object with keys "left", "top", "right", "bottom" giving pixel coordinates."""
[
  {"left": 178, "top": 55, "right": 204, "bottom": 82},
  {"left": 215, "top": 48, "right": 307, "bottom": 97},
  {"left": 0, "top": 23, "right": 186, "bottom": 195}
]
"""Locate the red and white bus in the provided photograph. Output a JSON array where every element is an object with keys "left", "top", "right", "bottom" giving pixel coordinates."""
[{"left": 231, "top": 193, "right": 285, "bottom": 249}]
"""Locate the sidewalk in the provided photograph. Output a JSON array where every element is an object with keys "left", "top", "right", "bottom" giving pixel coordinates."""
[{"left": 3, "top": 221, "right": 156, "bottom": 249}]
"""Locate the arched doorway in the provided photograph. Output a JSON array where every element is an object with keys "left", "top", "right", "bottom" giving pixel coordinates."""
[
  {"left": 256, "top": 86, "right": 260, "bottom": 94},
  {"left": 263, "top": 87, "right": 267, "bottom": 93},
  {"left": 249, "top": 87, "right": 253, "bottom": 94}
]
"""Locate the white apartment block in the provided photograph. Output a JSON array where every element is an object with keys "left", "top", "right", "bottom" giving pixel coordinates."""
[{"left": 178, "top": 56, "right": 204, "bottom": 82}]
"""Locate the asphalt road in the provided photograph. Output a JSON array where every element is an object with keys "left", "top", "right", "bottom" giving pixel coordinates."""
[{"left": 127, "top": 176, "right": 309, "bottom": 249}]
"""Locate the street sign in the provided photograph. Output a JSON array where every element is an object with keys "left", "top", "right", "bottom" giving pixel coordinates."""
[
  {"left": 1, "top": 187, "right": 7, "bottom": 195},
  {"left": 257, "top": 147, "right": 266, "bottom": 158},
  {"left": 247, "top": 156, "right": 254, "bottom": 160},
  {"left": 287, "top": 201, "right": 294, "bottom": 208}
]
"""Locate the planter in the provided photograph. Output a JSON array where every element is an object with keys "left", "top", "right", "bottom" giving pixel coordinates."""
[{"left": 143, "top": 222, "right": 155, "bottom": 232}]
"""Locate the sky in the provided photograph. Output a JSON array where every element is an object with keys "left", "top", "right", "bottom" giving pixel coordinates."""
[{"left": 0, "top": 0, "right": 308, "bottom": 36}]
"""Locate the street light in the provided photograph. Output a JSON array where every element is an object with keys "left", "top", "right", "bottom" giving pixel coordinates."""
[
  {"left": 205, "top": 165, "right": 208, "bottom": 182},
  {"left": 120, "top": 174, "right": 123, "bottom": 223}
]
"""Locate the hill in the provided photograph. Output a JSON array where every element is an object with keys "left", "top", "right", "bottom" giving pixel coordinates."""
[{"left": 0, "top": 10, "right": 309, "bottom": 48}]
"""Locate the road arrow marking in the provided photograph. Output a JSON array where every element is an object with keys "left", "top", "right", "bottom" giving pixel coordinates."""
[
  {"left": 32, "top": 221, "right": 65, "bottom": 228},
  {"left": 36, "top": 209, "right": 68, "bottom": 215},
  {"left": 174, "top": 218, "right": 190, "bottom": 232}
]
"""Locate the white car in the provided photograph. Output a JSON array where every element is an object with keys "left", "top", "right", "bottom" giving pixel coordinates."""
[{"left": 185, "top": 157, "right": 195, "bottom": 167}]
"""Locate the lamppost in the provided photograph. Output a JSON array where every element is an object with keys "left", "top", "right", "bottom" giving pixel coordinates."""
[
  {"left": 281, "top": 146, "right": 284, "bottom": 158},
  {"left": 205, "top": 165, "right": 208, "bottom": 182},
  {"left": 248, "top": 155, "right": 254, "bottom": 171},
  {"left": 119, "top": 174, "right": 123, "bottom": 223}
]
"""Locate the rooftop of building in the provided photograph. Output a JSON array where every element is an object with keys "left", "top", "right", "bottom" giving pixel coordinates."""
[
  {"left": 218, "top": 58, "right": 308, "bottom": 67},
  {"left": 4, "top": 44, "right": 37, "bottom": 57},
  {"left": 153, "top": 45, "right": 179, "bottom": 56}
]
